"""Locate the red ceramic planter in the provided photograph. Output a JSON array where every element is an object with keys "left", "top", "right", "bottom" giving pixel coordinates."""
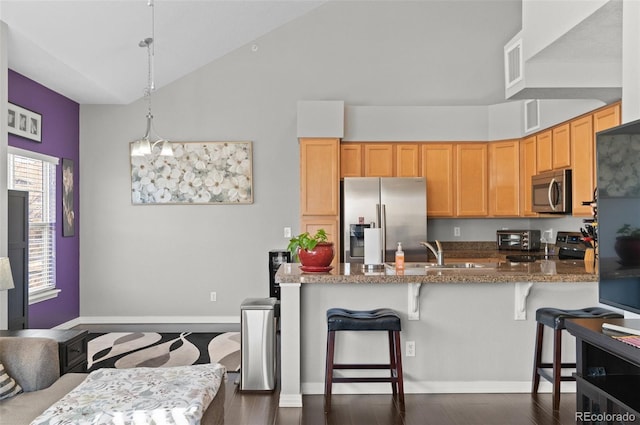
[{"left": 298, "top": 242, "right": 335, "bottom": 267}]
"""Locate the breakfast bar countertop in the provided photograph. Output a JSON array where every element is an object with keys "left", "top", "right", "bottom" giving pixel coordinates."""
[{"left": 275, "top": 258, "right": 597, "bottom": 284}]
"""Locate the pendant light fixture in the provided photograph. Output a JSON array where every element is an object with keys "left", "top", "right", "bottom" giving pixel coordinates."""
[{"left": 131, "top": 0, "right": 173, "bottom": 157}]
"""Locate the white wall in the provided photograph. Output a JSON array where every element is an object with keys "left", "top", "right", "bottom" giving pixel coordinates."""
[
  {"left": 80, "top": 1, "right": 526, "bottom": 321},
  {"left": 79, "top": 1, "right": 604, "bottom": 322}
]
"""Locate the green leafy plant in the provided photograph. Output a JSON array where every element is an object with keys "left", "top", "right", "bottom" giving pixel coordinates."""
[
  {"left": 287, "top": 228, "right": 329, "bottom": 262},
  {"left": 617, "top": 224, "right": 640, "bottom": 238}
]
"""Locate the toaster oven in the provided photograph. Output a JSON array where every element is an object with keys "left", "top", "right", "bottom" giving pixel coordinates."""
[{"left": 497, "top": 230, "right": 541, "bottom": 251}]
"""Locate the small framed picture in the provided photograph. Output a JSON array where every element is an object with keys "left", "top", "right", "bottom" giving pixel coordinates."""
[{"left": 7, "top": 102, "right": 42, "bottom": 142}]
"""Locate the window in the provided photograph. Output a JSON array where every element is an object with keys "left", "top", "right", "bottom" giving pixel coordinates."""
[{"left": 7, "top": 148, "right": 58, "bottom": 300}]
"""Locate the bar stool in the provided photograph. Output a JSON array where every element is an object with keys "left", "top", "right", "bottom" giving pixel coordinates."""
[
  {"left": 324, "top": 308, "right": 404, "bottom": 412},
  {"left": 532, "top": 307, "right": 622, "bottom": 410}
]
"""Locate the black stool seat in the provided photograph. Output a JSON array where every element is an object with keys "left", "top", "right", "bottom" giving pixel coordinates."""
[
  {"left": 327, "top": 308, "right": 401, "bottom": 331},
  {"left": 536, "top": 307, "right": 622, "bottom": 330},
  {"left": 324, "top": 307, "right": 404, "bottom": 413},
  {"left": 532, "top": 306, "right": 622, "bottom": 411}
]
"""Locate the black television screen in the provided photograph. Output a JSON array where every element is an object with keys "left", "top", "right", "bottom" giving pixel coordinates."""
[{"left": 597, "top": 118, "right": 640, "bottom": 314}]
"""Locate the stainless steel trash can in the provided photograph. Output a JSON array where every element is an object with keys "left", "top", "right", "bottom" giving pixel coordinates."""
[{"left": 240, "top": 297, "right": 277, "bottom": 391}]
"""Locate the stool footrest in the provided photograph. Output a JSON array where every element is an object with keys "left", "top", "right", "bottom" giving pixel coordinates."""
[
  {"left": 537, "top": 368, "right": 576, "bottom": 383},
  {"left": 333, "top": 377, "right": 400, "bottom": 384},
  {"left": 538, "top": 363, "right": 576, "bottom": 369},
  {"left": 333, "top": 364, "right": 392, "bottom": 370}
]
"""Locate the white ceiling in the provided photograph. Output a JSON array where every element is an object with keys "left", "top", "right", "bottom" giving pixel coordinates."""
[{"left": 0, "top": 0, "right": 325, "bottom": 104}]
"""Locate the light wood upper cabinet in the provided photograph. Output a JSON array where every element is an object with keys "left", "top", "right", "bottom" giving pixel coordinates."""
[
  {"left": 456, "top": 143, "right": 488, "bottom": 217},
  {"left": 489, "top": 140, "right": 520, "bottom": 217},
  {"left": 363, "top": 144, "right": 394, "bottom": 177},
  {"left": 396, "top": 144, "right": 420, "bottom": 177},
  {"left": 340, "top": 144, "right": 362, "bottom": 178},
  {"left": 421, "top": 144, "right": 455, "bottom": 217},
  {"left": 520, "top": 136, "right": 537, "bottom": 217},
  {"left": 594, "top": 102, "right": 621, "bottom": 134},
  {"left": 299, "top": 138, "right": 340, "bottom": 216},
  {"left": 552, "top": 123, "right": 571, "bottom": 169},
  {"left": 571, "top": 115, "right": 595, "bottom": 216},
  {"left": 536, "top": 130, "right": 553, "bottom": 173}
]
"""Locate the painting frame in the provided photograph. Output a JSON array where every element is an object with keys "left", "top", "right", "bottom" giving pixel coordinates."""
[
  {"left": 7, "top": 102, "right": 42, "bottom": 142},
  {"left": 130, "top": 141, "right": 254, "bottom": 205},
  {"left": 62, "top": 158, "right": 75, "bottom": 237}
]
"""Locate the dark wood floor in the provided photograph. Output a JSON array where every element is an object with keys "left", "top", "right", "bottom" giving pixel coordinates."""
[{"left": 223, "top": 373, "right": 577, "bottom": 425}]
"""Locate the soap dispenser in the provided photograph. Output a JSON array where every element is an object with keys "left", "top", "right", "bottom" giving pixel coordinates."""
[{"left": 395, "top": 242, "right": 405, "bottom": 270}]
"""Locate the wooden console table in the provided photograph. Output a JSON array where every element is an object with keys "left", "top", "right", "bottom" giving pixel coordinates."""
[
  {"left": 0, "top": 329, "right": 88, "bottom": 374},
  {"left": 565, "top": 318, "right": 640, "bottom": 424}
]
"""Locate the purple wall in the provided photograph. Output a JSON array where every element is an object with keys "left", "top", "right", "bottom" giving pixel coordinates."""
[{"left": 8, "top": 70, "right": 80, "bottom": 328}]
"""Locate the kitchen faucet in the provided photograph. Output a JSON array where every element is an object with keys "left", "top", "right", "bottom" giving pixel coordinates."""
[{"left": 420, "top": 240, "right": 444, "bottom": 266}]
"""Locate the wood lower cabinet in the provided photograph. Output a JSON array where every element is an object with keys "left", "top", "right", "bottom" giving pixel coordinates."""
[
  {"left": 455, "top": 143, "right": 488, "bottom": 217},
  {"left": 421, "top": 144, "right": 455, "bottom": 217},
  {"left": 363, "top": 144, "right": 394, "bottom": 177},
  {"left": 520, "top": 136, "right": 537, "bottom": 217},
  {"left": 489, "top": 140, "right": 520, "bottom": 216}
]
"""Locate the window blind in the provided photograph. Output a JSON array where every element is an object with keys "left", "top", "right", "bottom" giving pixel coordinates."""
[{"left": 7, "top": 152, "right": 57, "bottom": 293}]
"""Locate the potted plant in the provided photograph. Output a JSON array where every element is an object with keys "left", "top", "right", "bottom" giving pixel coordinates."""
[
  {"left": 615, "top": 224, "right": 640, "bottom": 266},
  {"left": 287, "top": 228, "right": 335, "bottom": 270}
]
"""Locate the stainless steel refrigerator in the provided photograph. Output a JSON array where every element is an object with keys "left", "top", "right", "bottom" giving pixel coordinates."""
[{"left": 343, "top": 177, "right": 427, "bottom": 263}]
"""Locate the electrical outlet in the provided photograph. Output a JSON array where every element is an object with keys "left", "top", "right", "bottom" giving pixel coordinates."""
[
  {"left": 284, "top": 227, "right": 292, "bottom": 238},
  {"left": 210, "top": 292, "right": 217, "bottom": 302},
  {"left": 406, "top": 341, "right": 415, "bottom": 357},
  {"left": 454, "top": 227, "right": 461, "bottom": 237}
]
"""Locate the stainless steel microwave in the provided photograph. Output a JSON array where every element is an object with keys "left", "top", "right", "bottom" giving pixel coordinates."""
[{"left": 531, "top": 169, "right": 572, "bottom": 214}]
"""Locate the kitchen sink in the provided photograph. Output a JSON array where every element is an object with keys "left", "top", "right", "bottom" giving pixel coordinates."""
[{"left": 384, "top": 262, "right": 495, "bottom": 275}]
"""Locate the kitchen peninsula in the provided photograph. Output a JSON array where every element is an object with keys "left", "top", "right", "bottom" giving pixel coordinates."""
[{"left": 275, "top": 258, "right": 598, "bottom": 407}]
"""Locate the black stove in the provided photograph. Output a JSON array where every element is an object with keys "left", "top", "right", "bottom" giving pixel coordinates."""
[{"left": 555, "top": 231, "right": 587, "bottom": 260}]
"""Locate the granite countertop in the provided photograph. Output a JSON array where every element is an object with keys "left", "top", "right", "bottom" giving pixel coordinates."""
[
  {"left": 275, "top": 260, "right": 596, "bottom": 284},
  {"left": 275, "top": 242, "right": 597, "bottom": 284}
]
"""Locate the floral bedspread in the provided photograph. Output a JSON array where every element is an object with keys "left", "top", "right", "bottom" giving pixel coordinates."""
[{"left": 31, "top": 363, "right": 226, "bottom": 425}]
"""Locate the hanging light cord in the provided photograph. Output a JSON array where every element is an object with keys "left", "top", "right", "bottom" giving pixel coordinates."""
[{"left": 131, "top": 0, "right": 171, "bottom": 156}]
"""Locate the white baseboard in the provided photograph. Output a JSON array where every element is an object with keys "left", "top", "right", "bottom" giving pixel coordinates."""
[
  {"left": 279, "top": 393, "right": 303, "bottom": 408},
  {"left": 53, "top": 316, "right": 240, "bottom": 330},
  {"left": 302, "top": 380, "right": 576, "bottom": 395}
]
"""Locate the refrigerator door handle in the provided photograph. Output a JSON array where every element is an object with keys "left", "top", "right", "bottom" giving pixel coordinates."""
[{"left": 381, "top": 204, "right": 387, "bottom": 262}]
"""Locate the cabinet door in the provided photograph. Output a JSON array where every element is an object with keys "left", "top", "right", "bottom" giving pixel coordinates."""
[
  {"left": 300, "top": 217, "right": 340, "bottom": 268},
  {"left": 571, "top": 115, "right": 595, "bottom": 216},
  {"left": 396, "top": 144, "right": 420, "bottom": 177},
  {"left": 340, "top": 144, "right": 362, "bottom": 178},
  {"left": 364, "top": 144, "right": 394, "bottom": 177},
  {"left": 489, "top": 140, "right": 520, "bottom": 216},
  {"left": 520, "top": 136, "right": 538, "bottom": 217},
  {"left": 536, "top": 130, "right": 553, "bottom": 172},
  {"left": 552, "top": 123, "right": 571, "bottom": 169},
  {"left": 456, "top": 143, "right": 488, "bottom": 217},
  {"left": 300, "top": 138, "right": 340, "bottom": 216},
  {"left": 421, "top": 144, "right": 455, "bottom": 217},
  {"left": 594, "top": 102, "right": 621, "bottom": 134}
]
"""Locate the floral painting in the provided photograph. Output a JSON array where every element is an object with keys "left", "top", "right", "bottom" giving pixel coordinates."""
[{"left": 130, "top": 141, "right": 253, "bottom": 204}]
